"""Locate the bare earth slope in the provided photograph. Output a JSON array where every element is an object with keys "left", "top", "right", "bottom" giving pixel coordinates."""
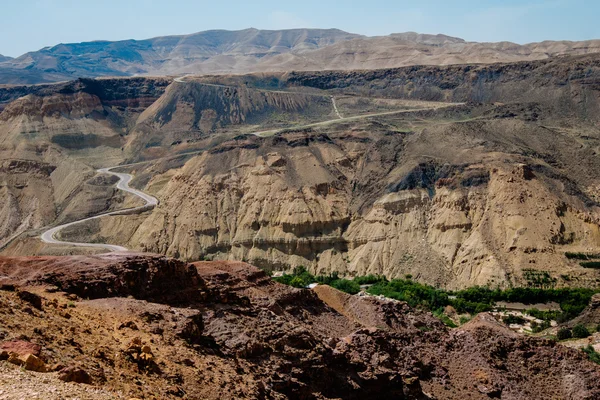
[
  {"left": 2, "top": 28, "right": 600, "bottom": 84},
  {"left": 0, "top": 254, "right": 599, "bottom": 399}
]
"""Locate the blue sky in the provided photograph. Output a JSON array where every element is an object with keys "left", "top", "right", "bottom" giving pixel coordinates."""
[{"left": 1, "top": 0, "right": 598, "bottom": 57}]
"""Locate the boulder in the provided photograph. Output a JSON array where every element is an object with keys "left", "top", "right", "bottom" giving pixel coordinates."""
[
  {"left": 58, "top": 366, "right": 92, "bottom": 384},
  {"left": 0, "top": 340, "right": 41, "bottom": 359},
  {"left": 8, "top": 353, "right": 48, "bottom": 372},
  {"left": 17, "top": 290, "right": 43, "bottom": 310}
]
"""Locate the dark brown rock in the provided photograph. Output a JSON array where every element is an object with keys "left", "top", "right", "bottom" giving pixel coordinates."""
[
  {"left": 17, "top": 290, "right": 43, "bottom": 310},
  {"left": 58, "top": 366, "right": 92, "bottom": 384}
]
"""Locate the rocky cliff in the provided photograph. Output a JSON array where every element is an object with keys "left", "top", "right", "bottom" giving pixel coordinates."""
[{"left": 0, "top": 78, "right": 169, "bottom": 250}]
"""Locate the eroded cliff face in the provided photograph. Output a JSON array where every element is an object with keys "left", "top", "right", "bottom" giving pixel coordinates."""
[
  {"left": 104, "top": 113, "right": 600, "bottom": 289},
  {"left": 125, "top": 80, "right": 334, "bottom": 157},
  {"left": 3, "top": 57, "right": 600, "bottom": 289},
  {"left": 0, "top": 78, "right": 169, "bottom": 249}
]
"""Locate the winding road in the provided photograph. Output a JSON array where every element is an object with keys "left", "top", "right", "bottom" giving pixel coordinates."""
[
  {"left": 35, "top": 76, "right": 460, "bottom": 253},
  {"left": 40, "top": 166, "right": 158, "bottom": 252}
]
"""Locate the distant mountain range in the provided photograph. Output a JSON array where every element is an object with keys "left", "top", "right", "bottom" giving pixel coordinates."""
[
  {"left": 0, "top": 54, "right": 12, "bottom": 63},
  {"left": 1, "top": 28, "right": 600, "bottom": 85}
]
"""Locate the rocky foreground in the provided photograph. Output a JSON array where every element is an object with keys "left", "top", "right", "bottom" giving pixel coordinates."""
[{"left": 0, "top": 253, "right": 598, "bottom": 399}]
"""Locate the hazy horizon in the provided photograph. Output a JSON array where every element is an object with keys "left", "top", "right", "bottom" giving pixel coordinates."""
[{"left": 1, "top": 0, "right": 599, "bottom": 57}]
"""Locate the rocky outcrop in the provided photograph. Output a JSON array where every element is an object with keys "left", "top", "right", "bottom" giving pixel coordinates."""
[
  {"left": 0, "top": 254, "right": 599, "bottom": 399},
  {"left": 0, "top": 253, "right": 204, "bottom": 304}
]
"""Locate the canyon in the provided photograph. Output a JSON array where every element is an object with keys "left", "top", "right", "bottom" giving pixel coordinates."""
[
  {"left": 0, "top": 54, "right": 599, "bottom": 290},
  {"left": 2, "top": 22, "right": 600, "bottom": 399}
]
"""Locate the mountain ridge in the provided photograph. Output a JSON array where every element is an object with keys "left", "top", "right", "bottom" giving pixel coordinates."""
[{"left": 2, "top": 28, "right": 600, "bottom": 84}]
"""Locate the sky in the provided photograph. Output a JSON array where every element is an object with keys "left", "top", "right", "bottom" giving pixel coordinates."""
[{"left": 1, "top": 0, "right": 599, "bottom": 57}]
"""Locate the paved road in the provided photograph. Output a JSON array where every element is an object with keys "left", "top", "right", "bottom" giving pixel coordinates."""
[{"left": 40, "top": 166, "right": 159, "bottom": 252}]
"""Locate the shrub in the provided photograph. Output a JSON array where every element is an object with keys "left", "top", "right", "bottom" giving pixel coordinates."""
[
  {"left": 556, "top": 328, "right": 572, "bottom": 341},
  {"left": 289, "top": 276, "right": 307, "bottom": 288},
  {"left": 573, "top": 324, "right": 591, "bottom": 338},
  {"left": 432, "top": 310, "right": 457, "bottom": 328},
  {"left": 531, "top": 320, "right": 551, "bottom": 333},
  {"left": 565, "top": 252, "right": 600, "bottom": 260},
  {"left": 583, "top": 345, "right": 600, "bottom": 365},
  {"left": 502, "top": 315, "right": 526, "bottom": 325},
  {"left": 353, "top": 275, "right": 387, "bottom": 285},
  {"left": 525, "top": 308, "right": 561, "bottom": 322},
  {"left": 459, "top": 316, "right": 472, "bottom": 325},
  {"left": 580, "top": 261, "right": 600, "bottom": 269}
]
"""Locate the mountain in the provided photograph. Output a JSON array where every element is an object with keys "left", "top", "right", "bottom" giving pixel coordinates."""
[
  {"left": 1, "top": 28, "right": 600, "bottom": 85},
  {"left": 0, "top": 28, "right": 361, "bottom": 84},
  {"left": 0, "top": 54, "right": 12, "bottom": 63}
]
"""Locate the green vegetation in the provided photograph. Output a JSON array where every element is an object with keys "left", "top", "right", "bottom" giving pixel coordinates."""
[
  {"left": 502, "top": 315, "right": 526, "bottom": 325},
  {"left": 523, "top": 269, "right": 557, "bottom": 288},
  {"left": 557, "top": 328, "right": 572, "bottom": 341},
  {"left": 433, "top": 309, "right": 457, "bottom": 328},
  {"left": 580, "top": 261, "right": 600, "bottom": 269},
  {"left": 273, "top": 268, "right": 600, "bottom": 326},
  {"left": 353, "top": 274, "right": 387, "bottom": 285},
  {"left": 525, "top": 308, "right": 562, "bottom": 322},
  {"left": 583, "top": 345, "right": 600, "bottom": 365},
  {"left": 565, "top": 252, "right": 600, "bottom": 260},
  {"left": 573, "top": 324, "right": 591, "bottom": 338},
  {"left": 367, "top": 279, "right": 449, "bottom": 310},
  {"left": 563, "top": 252, "right": 600, "bottom": 269},
  {"left": 367, "top": 279, "right": 598, "bottom": 321},
  {"left": 530, "top": 320, "right": 551, "bottom": 333},
  {"left": 273, "top": 266, "right": 361, "bottom": 294}
]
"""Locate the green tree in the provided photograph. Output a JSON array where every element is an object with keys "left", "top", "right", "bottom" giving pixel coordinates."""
[
  {"left": 557, "top": 328, "right": 572, "bottom": 341},
  {"left": 573, "top": 324, "right": 591, "bottom": 339},
  {"left": 331, "top": 279, "right": 361, "bottom": 295}
]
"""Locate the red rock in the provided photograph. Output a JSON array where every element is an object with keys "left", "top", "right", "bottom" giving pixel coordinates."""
[{"left": 0, "top": 340, "right": 41, "bottom": 359}]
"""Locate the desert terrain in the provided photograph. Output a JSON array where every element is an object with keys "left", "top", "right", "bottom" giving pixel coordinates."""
[{"left": 2, "top": 25, "right": 600, "bottom": 399}]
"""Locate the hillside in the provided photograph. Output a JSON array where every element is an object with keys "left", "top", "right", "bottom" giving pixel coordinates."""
[
  {"left": 0, "top": 253, "right": 598, "bottom": 399},
  {"left": 1, "top": 28, "right": 600, "bottom": 84},
  {"left": 0, "top": 54, "right": 12, "bottom": 63}
]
